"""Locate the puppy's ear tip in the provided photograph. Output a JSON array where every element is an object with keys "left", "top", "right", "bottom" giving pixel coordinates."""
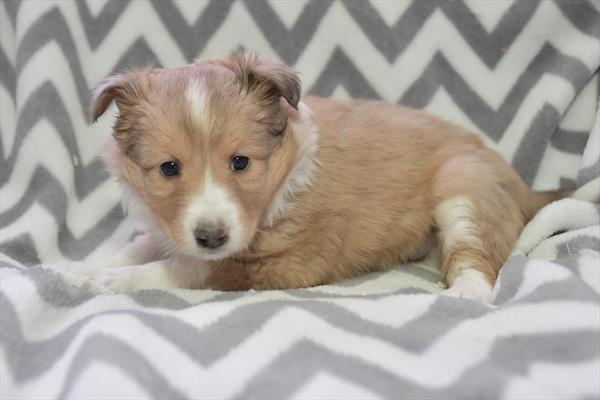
[
  {"left": 89, "top": 102, "right": 104, "bottom": 123},
  {"left": 89, "top": 71, "right": 145, "bottom": 123},
  {"left": 286, "top": 90, "right": 300, "bottom": 110},
  {"left": 280, "top": 97, "right": 300, "bottom": 120},
  {"left": 289, "top": 97, "right": 300, "bottom": 110},
  {"left": 277, "top": 72, "right": 301, "bottom": 110}
]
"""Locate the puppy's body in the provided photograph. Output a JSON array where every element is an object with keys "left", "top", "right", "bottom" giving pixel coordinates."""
[
  {"left": 79, "top": 54, "right": 567, "bottom": 301},
  {"left": 206, "top": 97, "right": 553, "bottom": 294}
]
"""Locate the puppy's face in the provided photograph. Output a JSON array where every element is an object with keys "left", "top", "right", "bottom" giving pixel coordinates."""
[{"left": 93, "top": 54, "right": 302, "bottom": 260}]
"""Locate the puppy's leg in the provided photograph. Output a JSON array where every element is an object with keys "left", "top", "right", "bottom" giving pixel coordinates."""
[
  {"left": 90, "top": 255, "right": 210, "bottom": 293},
  {"left": 65, "top": 233, "right": 165, "bottom": 277},
  {"left": 434, "top": 197, "right": 496, "bottom": 302},
  {"left": 432, "top": 151, "right": 528, "bottom": 302}
]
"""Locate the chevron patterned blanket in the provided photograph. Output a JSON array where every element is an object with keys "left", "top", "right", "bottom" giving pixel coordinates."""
[{"left": 1, "top": 1, "right": 599, "bottom": 399}]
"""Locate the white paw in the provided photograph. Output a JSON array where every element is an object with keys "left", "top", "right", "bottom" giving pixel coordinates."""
[
  {"left": 442, "top": 269, "right": 494, "bottom": 303},
  {"left": 60, "top": 260, "right": 116, "bottom": 278},
  {"left": 90, "top": 268, "right": 139, "bottom": 294}
]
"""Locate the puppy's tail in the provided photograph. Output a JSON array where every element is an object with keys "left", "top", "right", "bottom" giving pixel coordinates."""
[
  {"left": 572, "top": 177, "right": 600, "bottom": 203},
  {"left": 524, "top": 177, "right": 600, "bottom": 220},
  {"left": 525, "top": 189, "right": 572, "bottom": 220}
]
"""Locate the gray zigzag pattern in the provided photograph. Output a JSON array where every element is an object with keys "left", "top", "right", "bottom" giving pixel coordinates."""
[
  {"left": 6, "top": 20, "right": 590, "bottom": 157},
  {"left": 514, "top": 105, "right": 573, "bottom": 186},
  {"left": 3, "top": 265, "right": 599, "bottom": 376},
  {"left": 4, "top": 3, "right": 595, "bottom": 136},
  {"left": 309, "top": 45, "right": 589, "bottom": 184},
  {"left": 234, "top": 331, "right": 599, "bottom": 399},
  {"left": 552, "top": 128, "right": 589, "bottom": 154},
  {"left": 75, "top": 0, "right": 132, "bottom": 50},
  {"left": 2, "top": 3, "right": 593, "bottom": 263},
  {"left": 578, "top": 159, "right": 600, "bottom": 186},
  {"left": 0, "top": 83, "right": 108, "bottom": 193},
  {"left": 0, "top": 48, "right": 15, "bottom": 99},
  {"left": 342, "top": 0, "right": 538, "bottom": 66},
  {"left": 242, "top": 0, "right": 334, "bottom": 65},
  {"left": 0, "top": 166, "right": 124, "bottom": 261},
  {"left": 7, "top": 0, "right": 597, "bottom": 123},
  {"left": 2, "top": 0, "right": 20, "bottom": 27},
  {"left": 148, "top": 0, "right": 234, "bottom": 61},
  {"left": 0, "top": 0, "right": 596, "bottom": 265},
  {"left": 71, "top": 0, "right": 598, "bottom": 67},
  {"left": 2, "top": 276, "right": 598, "bottom": 397},
  {"left": 554, "top": 0, "right": 600, "bottom": 37},
  {"left": 57, "top": 334, "right": 185, "bottom": 399},
  {"left": 53, "top": 331, "right": 597, "bottom": 399},
  {"left": 0, "top": 234, "right": 41, "bottom": 266},
  {"left": 0, "top": 82, "right": 127, "bottom": 261},
  {"left": 13, "top": 9, "right": 163, "bottom": 122},
  {"left": 399, "top": 45, "right": 590, "bottom": 141}
]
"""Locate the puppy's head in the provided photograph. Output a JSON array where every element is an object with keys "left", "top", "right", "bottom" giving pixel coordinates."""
[{"left": 92, "top": 53, "right": 311, "bottom": 261}]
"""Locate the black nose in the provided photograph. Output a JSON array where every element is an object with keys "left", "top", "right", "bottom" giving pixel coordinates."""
[{"left": 194, "top": 225, "right": 228, "bottom": 249}]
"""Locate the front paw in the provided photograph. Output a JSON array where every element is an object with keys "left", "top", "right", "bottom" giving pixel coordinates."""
[
  {"left": 90, "top": 268, "right": 138, "bottom": 294},
  {"left": 60, "top": 260, "right": 116, "bottom": 278}
]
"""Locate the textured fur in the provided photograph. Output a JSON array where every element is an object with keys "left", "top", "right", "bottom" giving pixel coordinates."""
[{"left": 87, "top": 53, "right": 567, "bottom": 301}]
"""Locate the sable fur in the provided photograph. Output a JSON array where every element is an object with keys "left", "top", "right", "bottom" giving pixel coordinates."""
[{"left": 90, "top": 53, "right": 568, "bottom": 295}]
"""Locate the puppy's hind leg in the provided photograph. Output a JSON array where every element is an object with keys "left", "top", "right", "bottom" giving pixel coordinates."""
[
  {"left": 432, "top": 151, "right": 529, "bottom": 302},
  {"left": 434, "top": 197, "right": 496, "bottom": 302}
]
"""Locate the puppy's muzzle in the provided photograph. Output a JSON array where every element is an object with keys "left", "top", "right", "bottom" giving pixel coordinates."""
[{"left": 194, "top": 224, "right": 228, "bottom": 249}]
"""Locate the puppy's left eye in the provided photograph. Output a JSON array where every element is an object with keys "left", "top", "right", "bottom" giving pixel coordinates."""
[
  {"left": 230, "top": 155, "right": 250, "bottom": 172},
  {"left": 160, "top": 161, "right": 180, "bottom": 177}
]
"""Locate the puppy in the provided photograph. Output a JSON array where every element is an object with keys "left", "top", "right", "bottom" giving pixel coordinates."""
[{"left": 78, "top": 53, "right": 570, "bottom": 302}]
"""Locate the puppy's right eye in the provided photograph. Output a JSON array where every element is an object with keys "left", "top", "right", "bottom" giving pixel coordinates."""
[{"left": 160, "top": 161, "right": 180, "bottom": 177}]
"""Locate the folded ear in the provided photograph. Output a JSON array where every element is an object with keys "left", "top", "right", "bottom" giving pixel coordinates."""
[
  {"left": 230, "top": 52, "right": 301, "bottom": 109},
  {"left": 90, "top": 70, "right": 148, "bottom": 122}
]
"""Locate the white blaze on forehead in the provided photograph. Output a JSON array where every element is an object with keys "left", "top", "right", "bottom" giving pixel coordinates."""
[
  {"left": 186, "top": 78, "right": 211, "bottom": 132},
  {"left": 182, "top": 170, "right": 245, "bottom": 260}
]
